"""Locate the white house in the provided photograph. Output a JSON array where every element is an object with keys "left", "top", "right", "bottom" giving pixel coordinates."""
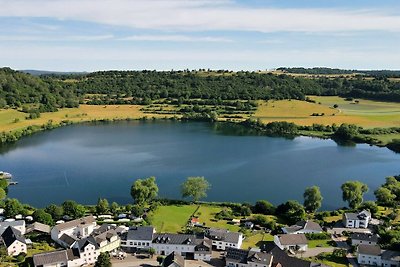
[
  {"left": 152, "top": 233, "right": 212, "bottom": 261},
  {"left": 205, "top": 228, "right": 243, "bottom": 250},
  {"left": 92, "top": 226, "right": 120, "bottom": 253},
  {"left": 350, "top": 233, "right": 379, "bottom": 246},
  {"left": 225, "top": 247, "right": 273, "bottom": 267},
  {"left": 1, "top": 226, "right": 27, "bottom": 256},
  {"left": 357, "top": 244, "right": 400, "bottom": 267},
  {"left": 0, "top": 220, "right": 26, "bottom": 235},
  {"left": 357, "top": 244, "right": 382, "bottom": 266},
  {"left": 343, "top": 210, "right": 371, "bottom": 229},
  {"left": 72, "top": 237, "right": 99, "bottom": 266},
  {"left": 282, "top": 220, "right": 323, "bottom": 234},
  {"left": 273, "top": 234, "right": 308, "bottom": 252},
  {"left": 51, "top": 216, "right": 96, "bottom": 247},
  {"left": 121, "top": 226, "right": 155, "bottom": 252},
  {"left": 33, "top": 249, "right": 75, "bottom": 267}
]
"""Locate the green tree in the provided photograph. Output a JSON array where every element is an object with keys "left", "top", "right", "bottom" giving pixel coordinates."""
[
  {"left": 33, "top": 209, "right": 54, "bottom": 225},
  {"left": 375, "top": 187, "right": 396, "bottom": 206},
  {"left": 4, "top": 198, "right": 23, "bottom": 217},
  {"left": 181, "top": 176, "right": 210, "bottom": 202},
  {"left": 45, "top": 204, "right": 64, "bottom": 220},
  {"left": 359, "top": 201, "right": 378, "bottom": 216},
  {"left": 131, "top": 204, "right": 144, "bottom": 217},
  {"left": 96, "top": 198, "right": 109, "bottom": 214},
  {"left": 0, "top": 188, "right": 6, "bottom": 200},
  {"left": 276, "top": 200, "right": 306, "bottom": 225},
  {"left": 94, "top": 252, "right": 111, "bottom": 267},
  {"left": 110, "top": 202, "right": 119, "bottom": 214},
  {"left": 131, "top": 176, "right": 159, "bottom": 204},
  {"left": 341, "top": 181, "right": 369, "bottom": 209},
  {"left": 62, "top": 200, "right": 85, "bottom": 219},
  {"left": 303, "top": 186, "right": 323, "bottom": 212},
  {"left": 253, "top": 200, "right": 275, "bottom": 215}
]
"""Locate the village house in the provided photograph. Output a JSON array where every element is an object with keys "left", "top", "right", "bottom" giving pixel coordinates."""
[
  {"left": 273, "top": 234, "right": 308, "bottom": 252},
  {"left": 92, "top": 224, "right": 121, "bottom": 253},
  {"left": 282, "top": 220, "right": 323, "bottom": 234},
  {"left": 26, "top": 222, "right": 51, "bottom": 235},
  {"left": 1, "top": 226, "right": 27, "bottom": 256},
  {"left": 152, "top": 233, "right": 212, "bottom": 261},
  {"left": 120, "top": 226, "right": 155, "bottom": 252},
  {"left": 357, "top": 244, "right": 400, "bottom": 267},
  {"left": 32, "top": 249, "right": 77, "bottom": 267},
  {"left": 0, "top": 220, "right": 26, "bottom": 235},
  {"left": 162, "top": 251, "right": 185, "bottom": 267},
  {"left": 51, "top": 216, "right": 96, "bottom": 247},
  {"left": 343, "top": 210, "right": 371, "bottom": 229},
  {"left": 225, "top": 247, "right": 273, "bottom": 267},
  {"left": 205, "top": 228, "right": 243, "bottom": 250},
  {"left": 350, "top": 233, "right": 379, "bottom": 246}
]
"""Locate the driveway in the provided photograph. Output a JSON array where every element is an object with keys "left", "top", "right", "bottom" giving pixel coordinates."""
[
  {"left": 300, "top": 247, "right": 335, "bottom": 258},
  {"left": 111, "top": 254, "right": 159, "bottom": 267}
]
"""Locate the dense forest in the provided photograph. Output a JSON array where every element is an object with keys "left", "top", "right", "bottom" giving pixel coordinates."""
[
  {"left": 1, "top": 68, "right": 400, "bottom": 114},
  {"left": 278, "top": 67, "right": 400, "bottom": 78}
]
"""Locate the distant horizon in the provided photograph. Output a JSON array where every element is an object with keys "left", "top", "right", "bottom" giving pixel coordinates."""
[{"left": 1, "top": 0, "right": 400, "bottom": 71}]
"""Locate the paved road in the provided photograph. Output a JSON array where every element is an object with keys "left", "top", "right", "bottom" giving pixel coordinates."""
[
  {"left": 111, "top": 255, "right": 158, "bottom": 267},
  {"left": 300, "top": 247, "right": 335, "bottom": 258}
]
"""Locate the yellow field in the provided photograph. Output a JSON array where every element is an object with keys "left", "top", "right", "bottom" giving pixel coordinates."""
[
  {"left": 0, "top": 105, "right": 176, "bottom": 133},
  {"left": 253, "top": 97, "right": 400, "bottom": 128}
]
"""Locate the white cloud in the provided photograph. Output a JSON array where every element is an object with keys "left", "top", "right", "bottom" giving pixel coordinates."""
[
  {"left": 0, "top": 34, "right": 114, "bottom": 41},
  {"left": 0, "top": 0, "right": 400, "bottom": 33},
  {"left": 119, "top": 34, "right": 232, "bottom": 42}
]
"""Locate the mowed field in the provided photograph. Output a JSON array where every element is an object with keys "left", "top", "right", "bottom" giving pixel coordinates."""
[
  {"left": 253, "top": 96, "right": 400, "bottom": 128},
  {"left": 0, "top": 105, "right": 175, "bottom": 132}
]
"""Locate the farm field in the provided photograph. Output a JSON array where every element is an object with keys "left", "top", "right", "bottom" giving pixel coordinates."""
[
  {"left": 253, "top": 96, "right": 400, "bottom": 128},
  {"left": 0, "top": 105, "right": 175, "bottom": 133}
]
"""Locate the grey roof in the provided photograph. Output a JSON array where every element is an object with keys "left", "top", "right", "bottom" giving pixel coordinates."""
[
  {"left": 262, "top": 242, "right": 313, "bottom": 267},
  {"left": 75, "top": 236, "right": 100, "bottom": 251},
  {"left": 33, "top": 250, "right": 69, "bottom": 266},
  {"left": 381, "top": 250, "right": 400, "bottom": 261},
  {"left": 283, "top": 220, "right": 322, "bottom": 233},
  {"left": 153, "top": 233, "right": 200, "bottom": 245},
  {"left": 59, "top": 234, "right": 77, "bottom": 247},
  {"left": 358, "top": 244, "right": 381, "bottom": 256},
  {"left": 94, "top": 229, "right": 118, "bottom": 244},
  {"left": 163, "top": 252, "right": 185, "bottom": 267},
  {"left": 344, "top": 210, "right": 371, "bottom": 221},
  {"left": 0, "top": 220, "right": 25, "bottom": 235},
  {"left": 1, "top": 226, "right": 26, "bottom": 247},
  {"left": 350, "top": 233, "right": 379, "bottom": 243},
  {"left": 27, "top": 222, "right": 51, "bottom": 234},
  {"left": 226, "top": 247, "right": 273, "bottom": 265},
  {"left": 53, "top": 216, "right": 95, "bottom": 232},
  {"left": 194, "top": 239, "right": 212, "bottom": 254},
  {"left": 277, "top": 234, "right": 308, "bottom": 246},
  {"left": 126, "top": 226, "right": 154, "bottom": 241},
  {"left": 206, "top": 228, "right": 241, "bottom": 243}
]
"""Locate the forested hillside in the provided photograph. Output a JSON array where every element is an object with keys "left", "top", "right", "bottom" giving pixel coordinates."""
[{"left": 0, "top": 68, "right": 79, "bottom": 112}]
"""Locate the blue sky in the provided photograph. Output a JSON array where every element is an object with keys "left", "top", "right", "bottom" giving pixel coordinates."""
[{"left": 0, "top": 0, "right": 400, "bottom": 71}]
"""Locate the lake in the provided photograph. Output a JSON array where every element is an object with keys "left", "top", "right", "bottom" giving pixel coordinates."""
[{"left": 1, "top": 121, "right": 399, "bottom": 209}]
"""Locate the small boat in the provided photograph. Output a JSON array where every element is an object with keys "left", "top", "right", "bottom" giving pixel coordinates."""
[
  {"left": 8, "top": 181, "right": 18, "bottom": 186},
  {"left": 0, "top": 171, "right": 12, "bottom": 179}
]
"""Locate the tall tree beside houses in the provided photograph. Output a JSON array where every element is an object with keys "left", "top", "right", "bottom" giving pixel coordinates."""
[
  {"left": 303, "top": 186, "right": 323, "bottom": 212},
  {"left": 341, "top": 181, "right": 369, "bottom": 209},
  {"left": 131, "top": 176, "right": 159, "bottom": 205},
  {"left": 181, "top": 176, "right": 211, "bottom": 202}
]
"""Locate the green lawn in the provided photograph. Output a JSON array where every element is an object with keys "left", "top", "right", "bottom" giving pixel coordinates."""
[
  {"left": 241, "top": 232, "right": 274, "bottom": 249},
  {"left": 306, "top": 252, "right": 349, "bottom": 267},
  {"left": 150, "top": 205, "right": 197, "bottom": 233},
  {"left": 308, "top": 239, "right": 335, "bottom": 248},
  {"left": 195, "top": 205, "right": 241, "bottom": 232}
]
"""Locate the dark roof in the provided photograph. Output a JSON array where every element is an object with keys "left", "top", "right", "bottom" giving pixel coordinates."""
[
  {"left": 153, "top": 233, "right": 199, "bottom": 245},
  {"left": 262, "top": 242, "right": 312, "bottom": 267},
  {"left": 358, "top": 244, "right": 381, "bottom": 256},
  {"left": 59, "top": 234, "right": 77, "bottom": 247},
  {"left": 92, "top": 224, "right": 113, "bottom": 235},
  {"left": 0, "top": 221, "right": 25, "bottom": 235},
  {"left": 283, "top": 220, "right": 322, "bottom": 234},
  {"left": 381, "top": 250, "right": 400, "bottom": 261},
  {"left": 344, "top": 210, "right": 371, "bottom": 221},
  {"left": 276, "top": 234, "right": 308, "bottom": 245},
  {"left": 225, "top": 247, "right": 273, "bottom": 265},
  {"left": 195, "top": 239, "right": 212, "bottom": 254},
  {"left": 75, "top": 236, "right": 99, "bottom": 251},
  {"left": 94, "top": 229, "right": 118, "bottom": 244},
  {"left": 206, "top": 228, "right": 241, "bottom": 243},
  {"left": 126, "top": 226, "right": 154, "bottom": 241},
  {"left": 350, "top": 233, "right": 378, "bottom": 243},
  {"left": 33, "top": 250, "right": 69, "bottom": 266},
  {"left": 163, "top": 252, "right": 185, "bottom": 267},
  {"left": 1, "top": 226, "right": 26, "bottom": 247}
]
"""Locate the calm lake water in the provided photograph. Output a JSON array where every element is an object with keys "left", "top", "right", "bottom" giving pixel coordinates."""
[{"left": 0, "top": 121, "right": 399, "bottom": 209}]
